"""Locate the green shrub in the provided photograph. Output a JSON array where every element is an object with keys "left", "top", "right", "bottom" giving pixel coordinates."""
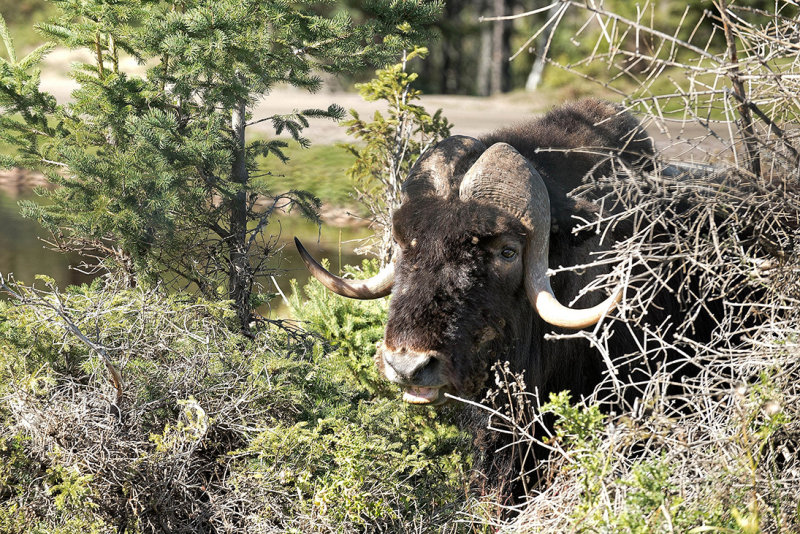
[
  {"left": 289, "top": 258, "right": 389, "bottom": 395},
  {"left": 506, "top": 388, "right": 797, "bottom": 533},
  {"left": 286, "top": 260, "right": 487, "bottom": 530},
  {"left": 341, "top": 46, "right": 451, "bottom": 262}
]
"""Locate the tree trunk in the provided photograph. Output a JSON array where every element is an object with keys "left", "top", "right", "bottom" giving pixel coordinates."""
[
  {"left": 229, "top": 98, "right": 253, "bottom": 333},
  {"left": 477, "top": 1, "right": 493, "bottom": 96},
  {"left": 440, "top": 34, "right": 456, "bottom": 94},
  {"left": 478, "top": 0, "right": 511, "bottom": 96},
  {"left": 489, "top": 0, "right": 510, "bottom": 95},
  {"left": 440, "top": 0, "right": 463, "bottom": 94},
  {"left": 525, "top": 3, "right": 560, "bottom": 92},
  {"left": 500, "top": 7, "right": 512, "bottom": 93}
]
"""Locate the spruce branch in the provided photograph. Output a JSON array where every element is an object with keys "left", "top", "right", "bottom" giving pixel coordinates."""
[{"left": 0, "top": 13, "right": 16, "bottom": 64}]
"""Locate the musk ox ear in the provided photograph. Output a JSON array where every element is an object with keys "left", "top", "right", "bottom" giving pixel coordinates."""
[
  {"left": 402, "top": 136, "right": 486, "bottom": 201},
  {"left": 459, "top": 142, "right": 622, "bottom": 329}
]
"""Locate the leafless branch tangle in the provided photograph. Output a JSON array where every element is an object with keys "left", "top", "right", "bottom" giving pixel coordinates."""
[{"left": 476, "top": 2, "right": 800, "bottom": 530}]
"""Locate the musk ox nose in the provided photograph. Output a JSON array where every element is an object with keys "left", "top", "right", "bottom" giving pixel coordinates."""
[{"left": 383, "top": 348, "right": 442, "bottom": 385}]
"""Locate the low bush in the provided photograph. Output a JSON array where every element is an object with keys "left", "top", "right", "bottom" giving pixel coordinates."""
[
  {"left": 492, "top": 366, "right": 799, "bottom": 533},
  {"left": 0, "top": 274, "right": 481, "bottom": 533}
]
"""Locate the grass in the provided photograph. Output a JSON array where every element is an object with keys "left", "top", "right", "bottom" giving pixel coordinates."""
[{"left": 255, "top": 139, "right": 359, "bottom": 209}]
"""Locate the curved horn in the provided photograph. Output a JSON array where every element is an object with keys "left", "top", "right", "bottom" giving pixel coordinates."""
[
  {"left": 460, "top": 143, "right": 621, "bottom": 329},
  {"left": 294, "top": 237, "right": 394, "bottom": 299},
  {"left": 528, "top": 273, "right": 623, "bottom": 329}
]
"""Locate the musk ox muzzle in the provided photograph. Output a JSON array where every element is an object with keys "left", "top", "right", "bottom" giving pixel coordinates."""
[{"left": 377, "top": 345, "right": 448, "bottom": 404}]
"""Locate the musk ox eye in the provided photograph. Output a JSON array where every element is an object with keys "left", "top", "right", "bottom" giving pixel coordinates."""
[{"left": 500, "top": 248, "right": 518, "bottom": 260}]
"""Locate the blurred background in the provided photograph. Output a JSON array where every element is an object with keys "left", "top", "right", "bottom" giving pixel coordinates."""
[
  {"left": 0, "top": 0, "right": 732, "bottom": 96},
  {"left": 0, "top": 0, "right": 772, "bottom": 299}
]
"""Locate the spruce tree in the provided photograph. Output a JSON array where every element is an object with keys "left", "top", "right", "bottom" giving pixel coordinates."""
[{"left": 0, "top": 0, "right": 441, "bottom": 331}]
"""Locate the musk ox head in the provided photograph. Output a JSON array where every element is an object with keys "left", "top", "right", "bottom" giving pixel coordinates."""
[{"left": 295, "top": 134, "right": 623, "bottom": 405}]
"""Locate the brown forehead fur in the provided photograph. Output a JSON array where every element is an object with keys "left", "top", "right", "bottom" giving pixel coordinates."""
[{"left": 393, "top": 196, "right": 527, "bottom": 248}]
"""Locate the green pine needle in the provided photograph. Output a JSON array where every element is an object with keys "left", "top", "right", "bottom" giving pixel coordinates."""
[{"left": 0, "top": 14, "right": 16, "bottom": 64}]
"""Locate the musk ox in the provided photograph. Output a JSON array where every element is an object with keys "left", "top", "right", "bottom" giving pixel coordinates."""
[{"left": 295, "top": 99, "right": 661, "bottom": 406}]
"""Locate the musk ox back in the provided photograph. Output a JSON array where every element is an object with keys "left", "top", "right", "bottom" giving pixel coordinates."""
[{"left": 296, "top": 99, "right": 657, "bottom": 405}]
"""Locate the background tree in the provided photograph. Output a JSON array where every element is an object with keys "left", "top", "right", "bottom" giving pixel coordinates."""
[
  {"left": 0, "top": 0, "right": 441, "bottom": 332},
  {"left": 2, "top": 0, "right": 770, "bottom": 98}
]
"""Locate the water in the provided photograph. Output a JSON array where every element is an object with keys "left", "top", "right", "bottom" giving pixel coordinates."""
[
  {"left": 0, "top": 191, "right": 95, "bottom": 288},
  {"left": 0, "top": 190, "right": 372, "bottom": 318},
  {"left": 262, "top": 220, "right": 373, "bottom": 316}
]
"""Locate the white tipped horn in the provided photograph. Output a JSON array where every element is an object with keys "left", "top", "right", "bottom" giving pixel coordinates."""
[
  {"left": 294, "top": 238, "right": 394, "bottom": 299},
  {"left": 527, "top": 272, "right": 622, "bottom": 330}
]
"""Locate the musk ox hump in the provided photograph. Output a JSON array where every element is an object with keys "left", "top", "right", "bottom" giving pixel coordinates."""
[{"left": 402, "top": 135, "right": 486, "bottom": 201}]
